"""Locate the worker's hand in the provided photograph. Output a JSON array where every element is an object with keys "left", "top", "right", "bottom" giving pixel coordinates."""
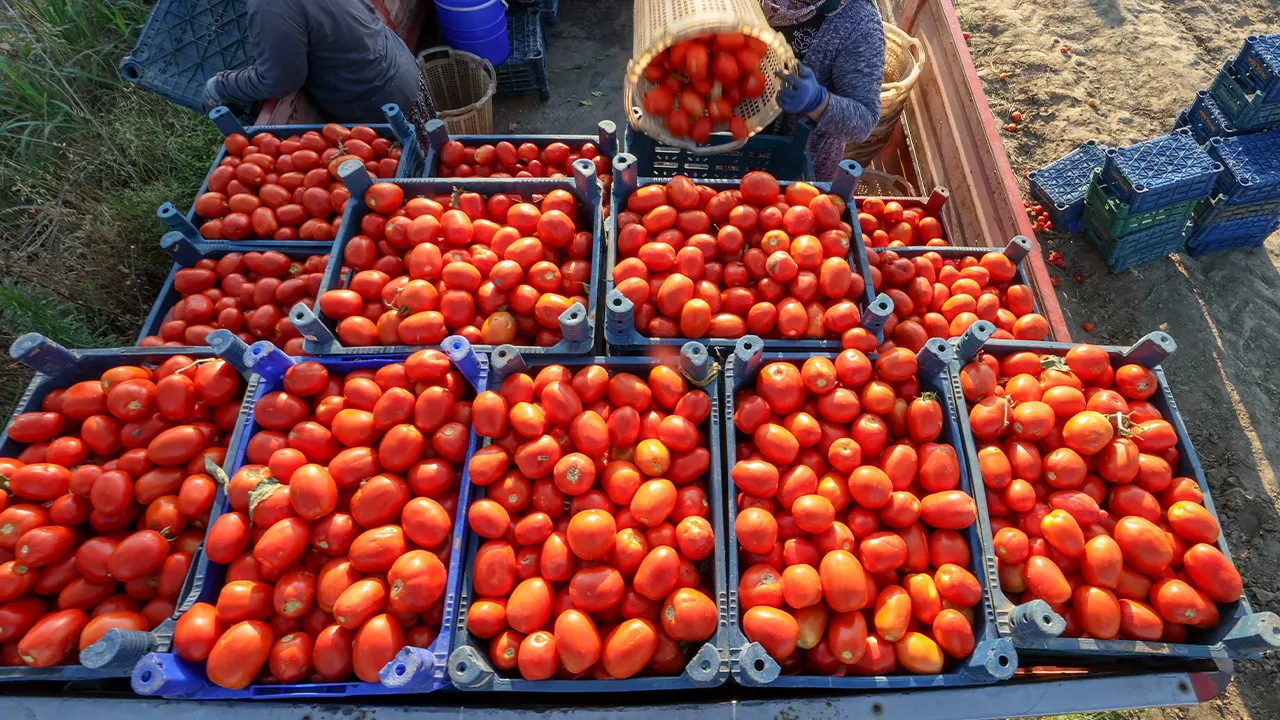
[
  {"left": 775, "top": 65, "right": 828, "bottom": 116},
  {"left": 201, "top": 75, "right": 225, "bottom": 113}
]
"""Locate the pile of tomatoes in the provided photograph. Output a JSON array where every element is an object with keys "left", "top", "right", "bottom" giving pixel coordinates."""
[
  {"left": 614, "top": 172, "right": 873, "bottom": 344},
  {"left": 857, "top": 197, "right": 948, "bottom": 248},
  {"left": 139, "top": 251, "right": 330, "bottom": 354},
  {"left": 0, "top": 358, "right": 245, "bottom": 668},
  {"left": 867, "top": 249, "right": 1051, "bottom": 350},
  {"left": 641, "top": 32, "right": 771, "bottom": 143},
  {"left": 318, "top": 182, "right": 592, "bottom": 349},
  {"left": 731, "top": 349, "right": 983, "bottom": 675},
  {"left": 960, "top": 344, "right": 1242, "bottom": 641},
  {"left": 462, "top": 364, "right": 718, "bottom": 680},
  {"left": 434, "top": 141, "right": 611, "bottom": 186},
  {"left": 193, "top": 123, "right": 403, "bottom": 241},
  {"left": 171, "top": 353, "right": 470, "bottom": 689}
]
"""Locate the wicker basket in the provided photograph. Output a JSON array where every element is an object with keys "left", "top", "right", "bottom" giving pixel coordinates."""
[
  {"left": 625, "top": 0, "right": 797, "bottom": 155},
  {"left": 418, "top": 46, "right": 497, "bottom": 135},
  {"left": 845, "top": 22, "right": 924, "bottom": 167}
]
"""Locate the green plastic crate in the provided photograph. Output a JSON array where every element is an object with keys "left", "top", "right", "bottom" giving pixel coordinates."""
[{"left": 1085, "top": 172, "right": 1200, "bottom": 238}]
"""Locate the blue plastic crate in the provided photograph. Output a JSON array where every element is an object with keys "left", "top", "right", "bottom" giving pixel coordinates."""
[
  {"left": 876, "top": 237, "right": 1039, "bottom": 319},
  {"left": 1209, "top": 63, "right": 1280, "bottom": 131},
  {"left": 623, "top": 123, "right": 816, "bottom": 181},
  {"left": 949, "top": 325, "right": 1280, "bottom": 660},
  {"left": 290, "top": 158, "right": 603, "bottom": 358},
  {"left": 1187, "top": 90, "right": 1240, "bottom": 141},
  {"left": 604, "top": 155, "right": 890, "bottom": 352},
  {"left": 421, "top": 118, "right": 618, "bottom": 178},
  {"left": 157, "top": 104, "right": 422, "bottom": 245},
  {"left": 494, "top": 8, "right": 549, "bottom": 101},
  {"left": 1028, "top": 140, "right": 1108, "bottom": 230},
  {"left": 723, "top": 336, "right": 1017, "bottom": 687},
  {"left": 1186, "top": 213, "right": 1279, "bottom": 256},
  {"left": 138, "top": 232, "right": 334, "bottom": 351},
  {"left": 1232, "top": 33, "right": 1280, "bottom": 104},
  {"left": 446, "top": 344, "right": 730, "bottom": 691},
  {"left": 118, "top": 0, "right": 253, "bottom": 112},
  {"left": 1207, "top": 130, "right": 1280, "bottom": 205},
  {"left": 1081, "top": 211, "right": 1191, "bottom": 274},
  {"left": 1100, "top": 129, "right": 1222, "bottom": 214},
  {"left": 1195, "top": 194, "right": 1280, "bottom": 225},
  {"left": 0, "top": 334, "right": 254, "bottom": 682},
  {"left": 131, "top": 337, "right": 487, "bottom": 698}
]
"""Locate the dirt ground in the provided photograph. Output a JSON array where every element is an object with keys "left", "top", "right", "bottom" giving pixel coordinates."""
[{"left": 952, "top": 0, "right": 1280, "bottom": 717}]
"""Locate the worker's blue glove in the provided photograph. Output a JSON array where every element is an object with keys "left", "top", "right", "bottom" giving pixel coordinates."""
[
  {"left": 776, "top": 65, "right": 828, "bottom": 115},
  {"left": 201, "top": 75, "right": 224, "bottom": 113}
]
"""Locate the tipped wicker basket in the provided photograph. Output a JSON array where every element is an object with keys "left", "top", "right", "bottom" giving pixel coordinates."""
[
  {"left": 625, "top": 0, "right": 797, "bottom": 154},
  {"left": 418, "top": 46, "right": 498, "bottom": 135},
  {"left": 845, "top": 22, "right": 925, "bottom": 167}
]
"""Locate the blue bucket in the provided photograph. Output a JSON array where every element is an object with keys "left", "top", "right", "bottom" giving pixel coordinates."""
[{"left": 436, "top": 0, "right": 510, "bottom": 65}]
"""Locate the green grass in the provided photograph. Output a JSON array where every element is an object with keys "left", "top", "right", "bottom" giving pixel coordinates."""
[{"left": 0, "top": 0, "right": 223, "bottom": 417}]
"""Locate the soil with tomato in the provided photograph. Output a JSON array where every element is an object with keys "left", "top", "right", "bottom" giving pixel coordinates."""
[
  {"left": 0, "top": 358, "right": 245, "bottom": 668},
  {"left": 614, "top": 171, "right": 874, "bottom": 342},
  {"left": 194, "top": 123, "right": 403, "bottom": 241},
  {"left": 463, "top": 363, "right": 719, "bottom": 680},
  {"left": 170, "top": 352, "right": 470, "bottom": 689},
  {"left": 140, "top": 251, "right": 329, "bottom": 353},
  {"left": 731, "top": 349, "right": 984, "bottom": 674},
  {"left": 317, "top": 181, "right": 593, "bottom": 349},
  {"left": 959, "top": 345, "right": 1242, "bottom": 642}
]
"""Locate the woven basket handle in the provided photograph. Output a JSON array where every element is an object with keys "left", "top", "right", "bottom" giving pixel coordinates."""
[{"left": 881, "top": 29, "right": 925, "bottom": 95}]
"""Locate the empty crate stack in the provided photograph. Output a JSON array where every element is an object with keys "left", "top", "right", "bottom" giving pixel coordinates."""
[
  {"left": 1080, "top": 129, "right": 1219, "bottom": 271},
  {"left": 1183, "top": 34, "right": 1280, "bottom": 142},
  {"left": 1186, "top": 128, "right": 1280, "bottom": 254},
  {"left": 495, "top": 7, "right": 550, "bottom": 101},
  {"left": 1028, "top": 140, "right": 1107, "bottom": 232}
]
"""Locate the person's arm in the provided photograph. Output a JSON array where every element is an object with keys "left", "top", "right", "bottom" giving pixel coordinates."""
[
  {"left": 216, "top": 0, "right": 309, "bottom": 103},
  {"left": 810, "top": 1, "right": 885, "bottom": 143}
]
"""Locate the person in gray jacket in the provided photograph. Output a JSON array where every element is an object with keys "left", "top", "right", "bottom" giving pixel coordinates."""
[
  {"left": 202, "top": 0, "right": 435, "bottom": 127},
  {"left": 764, "top": 0, "right": 885, "bottom": 180}
]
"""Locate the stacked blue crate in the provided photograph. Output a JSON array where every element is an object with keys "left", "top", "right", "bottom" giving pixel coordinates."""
[
  {"left": 1027, "top": 140, "right": 1107, "bottom": 232},
  {"left": 1232, "top": 33, "right": 1280, "bottom": 104},
  {"left": 1186, "top": 129, "right": 1280, "bottom": 254},
  {"left": 1188, "top": 35, "right": 1280, "bottom": 143},
  {"left": 1079, "top": 130, "right": 1221, "bottom": 271}
]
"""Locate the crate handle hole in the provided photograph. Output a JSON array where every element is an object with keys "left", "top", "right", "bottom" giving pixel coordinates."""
[
  {"left": 1042, "top": 614, "right": 1053, "bottom": 625},
  {"left": 871, "top": 703, "right": 884, "bottom": 716},
  {"left": 753, "top": 658, "right": 766, "bottom": 672},
  {"left": 395, "top": 663, "right": 407, "bottom": 676},
  {"left": 456, "top": 661, "right": 467, "bottom": 673},
  {"left": 140, "top": 670, "right": 152, "bottom": 683},
  {"left": 701, "top": 659, "right": 711, "bottom": 670},
  {"left": 997, "top": 654, "right": 1010, "bottom": 667}
]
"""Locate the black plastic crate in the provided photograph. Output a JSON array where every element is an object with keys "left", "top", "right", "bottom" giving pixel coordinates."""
[
  {"left": 1207, "top": 130, "right": 1280, "bottom": 205},
  {"left": 1028, "top": 140, "right": 1108, "bottom": 232},
  {"left": 118, "top": 0, "right": 253, "bottom": 112},
  {"left": 1099, "top": 130, "right": 1222, "bottom": 214},
  {"left": 510, "top": 0, "right": 558, "bottom": 38},
  {"left": 623, "top": 123, "right": 816, "bottom": 181},
  {"left": 495, "top": 8, "right": 549, "bottom": 102}
]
